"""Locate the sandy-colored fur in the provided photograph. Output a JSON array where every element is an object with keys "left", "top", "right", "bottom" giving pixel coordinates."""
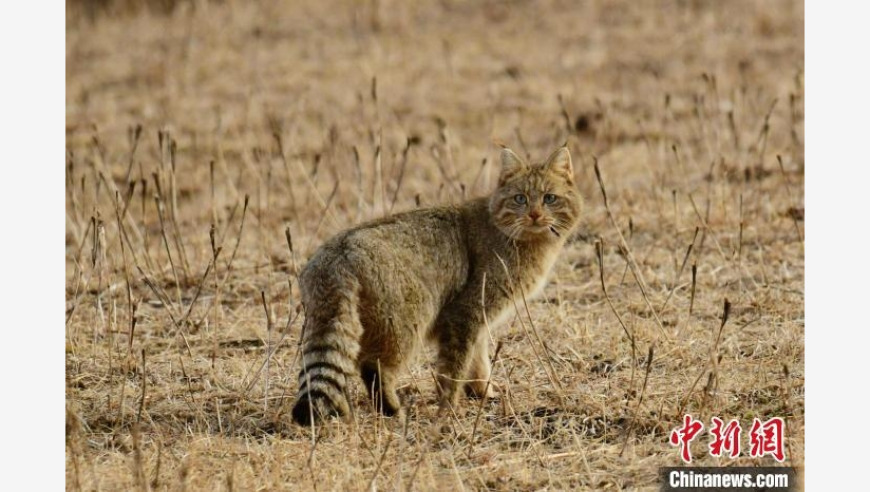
[{"left": 291, "top": 146, "right": 584, "bottom": 425}]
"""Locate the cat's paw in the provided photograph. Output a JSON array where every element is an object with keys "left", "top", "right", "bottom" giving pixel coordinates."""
[{"left": 465, "top": 381, "right": 500, "bottom": 399}]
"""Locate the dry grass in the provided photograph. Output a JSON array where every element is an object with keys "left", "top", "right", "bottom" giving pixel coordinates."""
[{"left": 65, "top": 0, "right": 804, "bottom": 490}]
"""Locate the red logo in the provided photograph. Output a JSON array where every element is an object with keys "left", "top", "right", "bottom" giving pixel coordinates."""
[
  {"left": 709, "top": 417, "right": 742, "bottom": 458},
  {"left": 669, "top": 414, "right": 705, "bottom": 463},
  {"left": 670, "top": 415, "right": 786, "bottom": 463},
  {"left": 748, "top": 417, "right": 786, "bottom": 462}
]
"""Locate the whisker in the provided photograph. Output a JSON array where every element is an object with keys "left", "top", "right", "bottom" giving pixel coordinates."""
[{"left": 510, "top": 222, "right": 523, "bottom": 241}]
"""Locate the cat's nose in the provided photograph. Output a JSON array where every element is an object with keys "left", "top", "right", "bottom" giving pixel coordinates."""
[{"left": 529, "top": 210, "right": 542, "bottom": 222}]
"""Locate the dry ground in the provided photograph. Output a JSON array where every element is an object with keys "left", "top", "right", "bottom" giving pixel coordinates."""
[{"left": 65, "top": 0, "right": 804, "bottom": 490}]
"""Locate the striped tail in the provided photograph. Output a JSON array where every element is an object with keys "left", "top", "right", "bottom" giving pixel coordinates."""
[{"left": 291, "top": 275, "right": 363, "bottom": 426}]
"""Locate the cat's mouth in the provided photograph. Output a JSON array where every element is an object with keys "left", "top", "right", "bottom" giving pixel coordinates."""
[
  {"left": 526, "top": 223, "right": 551, "bottom": 232},
  {"left": 499, "top": 219, "right": 563, "bottom": 242},
  {"left": 523, "top": 223, "right": 560, "bottom": 238}
]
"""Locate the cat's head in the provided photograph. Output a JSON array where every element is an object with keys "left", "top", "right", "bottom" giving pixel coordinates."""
[{"left": 489, "top": 145, "right": 583, "bottom": 242}]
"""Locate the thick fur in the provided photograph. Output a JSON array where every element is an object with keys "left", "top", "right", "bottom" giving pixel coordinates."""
[{"left": 291, "top": 146, "right": 583, "bottom": 424}]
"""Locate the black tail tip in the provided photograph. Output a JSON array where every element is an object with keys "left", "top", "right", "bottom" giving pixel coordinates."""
[
  {"left": 291, "top": 398, "right": 315, "bottom": 426},
  {"left": 291, "top": 395, "right": 345, "bottom": 426}
]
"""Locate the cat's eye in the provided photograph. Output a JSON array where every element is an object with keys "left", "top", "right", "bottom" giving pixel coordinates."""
[
  {"left": 513, "top": 194, "right": 527, "bottom": 205},
  {"left": 543, "top": 193, "right": 557, "bottom": 205}
]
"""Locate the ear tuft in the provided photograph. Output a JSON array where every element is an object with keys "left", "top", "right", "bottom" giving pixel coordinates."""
[
  {"left": 499, "top": 148, "right": 527, "bottom": 182},
  {"left": 543, "top": 146, "right": 574, "bottom": 182}
]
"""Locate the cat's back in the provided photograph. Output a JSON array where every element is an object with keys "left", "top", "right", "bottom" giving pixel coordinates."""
[{"left": 299, "top": 199, "right": 487, "bottom": 299}]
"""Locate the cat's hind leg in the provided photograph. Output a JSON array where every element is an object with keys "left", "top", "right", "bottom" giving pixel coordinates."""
[{"left": 360, "top": 360, "right": 402, "bottom": 416}]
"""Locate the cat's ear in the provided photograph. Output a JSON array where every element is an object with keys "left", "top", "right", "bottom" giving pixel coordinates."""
[
  {"left": 498, "top": 147, "right": 527, "bottom": 183},
  {"left": 543, "top": 145, "right": 574, "bottom": 183}
]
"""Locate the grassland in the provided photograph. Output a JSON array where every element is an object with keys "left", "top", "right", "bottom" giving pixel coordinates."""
[{"left": 65, "top": 0, "right": 804, "bottom": 489}]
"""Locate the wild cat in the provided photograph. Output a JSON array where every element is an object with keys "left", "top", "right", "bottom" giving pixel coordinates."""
[{"left": 291, "top": 145, "right": 583, "bottom": 425}]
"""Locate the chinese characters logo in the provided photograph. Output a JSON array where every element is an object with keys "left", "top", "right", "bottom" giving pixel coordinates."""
[{"left": 669, "top": 415, "right": 785, "bottom": 463}]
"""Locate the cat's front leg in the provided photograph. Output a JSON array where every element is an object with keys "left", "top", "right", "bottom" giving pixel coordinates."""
[
  {"left": 433, "top": 290, "right": 508, "bottom": 413},
  {"left": 465, "top": 334, "right": 499, "bottom": 399},
  {"left": 434, "top": 335, "right": 474, "bottom": 414},
  {"left": 433, "top": 305, "right": 482, "bottom": 415}
]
